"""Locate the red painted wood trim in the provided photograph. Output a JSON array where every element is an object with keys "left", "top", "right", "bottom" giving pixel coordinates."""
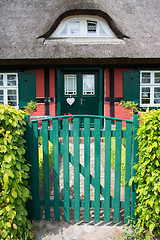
[
  {"left": 114, "top": 69, "right": 133, "bottom": 98},
  {"left": 49, "top": 69, "right": 55, "bottom": 98},
  {"left": 24, "top": 69, "right": 44, "bottom": 98},
  {"left": 105, "top": 69, "right": 110, "bottom": 98}
]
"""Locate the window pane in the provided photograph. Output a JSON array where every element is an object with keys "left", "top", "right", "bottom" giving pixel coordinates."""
[
  {"left": 142, "top": 99, "right": 150, "bottom": 104},
  {"left": 87, "top": 21, "right": 97, "bottom": 33},
  {"left": 141, "top": 87, "right": 150, "bottom": 104},
  {"left": 154, "top": 87, "right": 160, "bottom": 104},
  {"left": 7, "top": 74, "right": 17, "bottom": 86},
  {"left": 64, "top": 74, "right": 77, "bottom": 95},
  {"left": 0, "top": 89, "right": 4, "bottom": 104},
  {"left": 100, "top": 24, "right": 107, "bottom": 36},
  {"left": 83, "top": 74, "right": 95, "bottom": 95},
  {"left": 141, "top": 72, "right": 151, "bottom": 84},
  {"left": 7, "top": 89, "right": 17, "bottom": 106},
  {"left": 154, "top": 72, "right": 160, "bottom": 83},
  {"left": 70, "top": 21, "right": 79, "bottom": 35},
  {"left": 60, "top": 24, "right": 67, "bottom": 35},
  {"left": 0, "top": 75, "right": 3, "bottom": 86}
]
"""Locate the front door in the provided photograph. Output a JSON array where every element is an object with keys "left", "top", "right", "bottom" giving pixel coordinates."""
[{"left": 57, "top": 67, "right": 103, "bottom": 117}]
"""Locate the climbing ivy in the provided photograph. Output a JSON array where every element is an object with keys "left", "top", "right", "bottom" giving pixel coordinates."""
[
  {"left": 0, "top": 105, "right": 33, "bottom": 239},
  {"left": 130, "top": 109, "right": 160, "bottom": 237}
]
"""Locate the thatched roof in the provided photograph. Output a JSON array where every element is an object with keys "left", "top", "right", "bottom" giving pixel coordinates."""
[{"left": 0, "top": 0, "right": 160, "bottom": 65}]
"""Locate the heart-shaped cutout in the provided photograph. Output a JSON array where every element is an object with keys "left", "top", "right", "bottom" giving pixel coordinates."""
[{"left": 66, "top": 98, "right": 75, "bottom": 105}]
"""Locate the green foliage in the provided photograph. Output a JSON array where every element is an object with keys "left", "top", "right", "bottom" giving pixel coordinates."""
[
  {"left": 130, "top": 109, "right": 160, "bottom": 236},
  {"left": 0, "top": 104, "right": 33, "bottom": 239},
  {"left": 38, "top": 137, "right": 53, "bottom": 185},
  {"left": 115, "top": 219, "right": 153, "bottom": 240},
  {"left": 23, "top": 101, "right": 37, "bottom": 116},
  {"left": 119, "top": 101, "right": 139, "bottom": 113}
]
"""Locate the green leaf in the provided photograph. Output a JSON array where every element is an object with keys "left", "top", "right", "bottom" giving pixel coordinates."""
[
  {"left": 16, "top": 163, "right": 21, "bottom": 170},
  {"left": 8, "top": 169, "right": 14, "bottom": 178},
  {"left": 0, "top": 145, "right": 7, "bottom": 153},
  {"left": 8, "top": 210, "right": 16, "bottom": 220},
  {"left": 1, "top": 229, "right": 7, "bottom": 238},
  {"left": 0, "top": 209, "right": 4, "bottom": 215},
  {"left": 155, "top": 206, "right": 160, "bottom": 214},
  {"left": 4, "top": 154, "right": 12, "bottom": 163},
  {"left": 3, "top": 173, "right": 8, "bottom": 183},
  {"left": 6, "top": 206, "right": 11, "bottom": 212},
  {"left": 5, "top": 222, "right": 11, "bottom": 228},
  {"left": 149, "top": 223, "right": 155, "bottom": 232},
  {"left": 27, "top": 220, "right": 32, "bottom": 230},
  {"left": 22, "top": 187, "right": 30, "bottom": 198},
  {"left": 11, "top": 190, "right": 17, "bottom": 198}
]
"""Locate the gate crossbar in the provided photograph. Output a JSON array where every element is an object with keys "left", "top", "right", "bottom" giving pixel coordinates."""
[{"left": 25, "top": 114, "right": 139, "bottom": 224}]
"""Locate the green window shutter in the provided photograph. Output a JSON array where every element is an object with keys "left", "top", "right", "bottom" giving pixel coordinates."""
[
  {"left": 18, "top": 72, "right": 36, "bottom": 109},
  {"left": 123, "top": 70, "right": 140, "bottom": 104}
]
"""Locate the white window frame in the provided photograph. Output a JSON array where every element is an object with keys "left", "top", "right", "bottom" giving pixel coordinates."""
[
  {"left": 0, "top": 73, "right": 18, "bottom": 109},
  {"left": 50, "top": 15, "right": 117, "bottom": 38},
  {"left": 140, "top": 71, "right": 160, "bottom": 107},
  {"left": 64, "top": 74, "right": 77, "bottom": 95},
  {"left": 82, "top": 74, "right": 95, "bottom": 95}
]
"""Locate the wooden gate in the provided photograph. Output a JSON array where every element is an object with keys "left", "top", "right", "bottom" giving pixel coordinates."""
[{"left": 25, "top": 115, "right": 139, "bottom": 223}]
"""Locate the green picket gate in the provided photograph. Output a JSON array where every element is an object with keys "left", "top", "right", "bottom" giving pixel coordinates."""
[{"left": 25, "top": 114, "right": 139, "bottom": 223}]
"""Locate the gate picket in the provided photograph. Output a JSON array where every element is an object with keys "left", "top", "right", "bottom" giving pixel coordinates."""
[
  {"left": 84, "top": 118, "right": 90, "bottom": 222},
  {"left": 25, "top": 114, "right": 138, "bottom": 223},
  {"left": 52, "top": 119, "right": 60, "bottom": 221},
  {"left": 104, "top": 119, "right": 111, "bottom": 222},
  {"left": 63, "top": 118, "right": 70, "bottom": 221},
  {"left": 74, "top": 118, "right": 80, "bottom": 221},
  {"left": 42, "top": 120, "right": 50, "bottom": 220},
  {"left": 31, "top": 121, "right": 41, "bottom": 220},
  {"left": 114, "top": 120, "right": 122, "bottom": 223},
  {"left": 94, "top": 118, "right": 101, "bottom": 222},
  {"left": 131, "top": 115, "right": 139, "bottom": 220},
  {"left": 124, "top": 122, "right": 132, "bottom": 223}
]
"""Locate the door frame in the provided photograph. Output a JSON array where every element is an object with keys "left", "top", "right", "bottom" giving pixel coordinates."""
[{"left": 56, "top": 66, "right": 104, "bottom": 116}]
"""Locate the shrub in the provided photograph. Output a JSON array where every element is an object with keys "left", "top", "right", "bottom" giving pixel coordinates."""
[
  {"left": 23, "top": 100, "right": 37, "bottom": 116},
  {"left": 130, "top": 109, "right": 160, "bottom": 237},
  {"left": 0, "top": 105, "right": 33, "bottom": 239}
]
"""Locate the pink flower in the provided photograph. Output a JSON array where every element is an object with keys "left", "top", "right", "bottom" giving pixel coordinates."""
[
  {"left": 60, "top": 113, "right": 66, "bottom": 120},
  {"left": 60, "top": 113, "right": 73, "bottom": 123}
]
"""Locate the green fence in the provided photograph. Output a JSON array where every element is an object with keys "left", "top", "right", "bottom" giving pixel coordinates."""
[{"left": 25, "top": 114, "right": 139, "bottom": 223}]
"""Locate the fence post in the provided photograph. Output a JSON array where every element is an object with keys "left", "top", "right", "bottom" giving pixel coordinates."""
[
  {"left": 131, "top": 114, "right": 139, "bottom": 221},
  {"left": 24, "top": 115, "right": 33, "bottom": 219},
  {"left": 25, "top": 116, "right": 41, "bottom": 220}
]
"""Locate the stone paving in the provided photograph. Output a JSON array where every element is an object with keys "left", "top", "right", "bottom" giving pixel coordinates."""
[{"left": 33, "top": 220, "right": 125, "bottom": 240}]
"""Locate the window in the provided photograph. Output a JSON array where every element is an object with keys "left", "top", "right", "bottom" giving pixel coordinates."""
[
  {"left": 64, "top": 74, "right": 77, "bottom": 95},
  {"left": 0, "top": 73, "right": 18, "bottom": 108},
  {"left": 50, "top": 15, "right": 117, "bottom": 38},
  {"left": 140, "top": 71, "right": 160, "bottom": 107},
  {"left": 70, "top": 21, "right": 79, "bottom": 35},
  {"left": 83, "top": 74, "right": 95, "bottom": 95},
  {"left": 87, "top": 21, "right": 97, "bottom": 33}
]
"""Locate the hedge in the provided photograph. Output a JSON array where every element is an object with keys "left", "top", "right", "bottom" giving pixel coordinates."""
[
  {"left": 0, "top": 105, "right": 33, "bottom": 239},
  {"left": 131, "top": 109, "right": 160, "bottom": 237}
]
